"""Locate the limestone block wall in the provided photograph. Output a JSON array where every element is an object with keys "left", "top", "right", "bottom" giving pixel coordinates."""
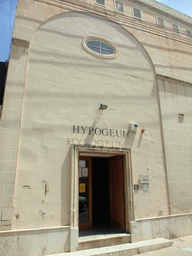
[
  {"left": 158, "top": 76, "right": 192, "bottom": 214},
  {"left": 0, "top": 226, "right": 70, "bottom": 256},
  {"left": 135, "top": 33, "right": 192, "bottom": 86},
  {"left": 13, "top": 0, "right": 66, "bottom": 42},
  {"left": 131, "top": 213, "right": 192, "bottom": 242},
  {"left": 0, "top": 41, "right": 28, "bottom": 230},
  {"left": 13, "top": 0, "right": 192, "bottom": 84},
  {"left": 10, "top": 11, "right": 168, "bottom": 229}
]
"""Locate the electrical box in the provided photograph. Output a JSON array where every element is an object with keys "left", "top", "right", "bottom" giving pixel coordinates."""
[
  {"left": 129, "top": 123, "right": 138, "bottom": 132},
  {"left": 139, "top": 174, "right": 150, "bottom": 191}
]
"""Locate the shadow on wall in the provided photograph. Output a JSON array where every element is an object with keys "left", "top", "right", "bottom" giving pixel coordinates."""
[
  {"left": 29, "top": 48, "right": 153, "bottom": 73},
  {"left": 142, "top": 41, "right": 192, "bottom": 56},
  {"left": 11, "top": 43, "right": 28, "bottom": 61},
  {"left": 61, "top": 148, "right": 71, "bottom": 226},
  {"left": 0, "top": 61, "right": 8, "bottom": 113},
  {"left": 84, "top": 109, "right": 103, "bottom": 145}
]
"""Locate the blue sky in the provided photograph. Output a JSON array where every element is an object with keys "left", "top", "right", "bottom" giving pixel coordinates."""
[
  {"left": 156, "top": 0, "right": 192, "bottom": 17},
  {"left": 0, "top": 0, "right": 17, "bottom": 62},
  {"left": 0, "top": 0, "right": 192, "bottom": 62}
]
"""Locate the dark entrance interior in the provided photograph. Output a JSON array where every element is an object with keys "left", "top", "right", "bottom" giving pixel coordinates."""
[
  {"left": 92, "top": 157, "right": 110, "bottom": 227},
  {"left": 79, "top": 154, "right": 125, "bottom": 235}
]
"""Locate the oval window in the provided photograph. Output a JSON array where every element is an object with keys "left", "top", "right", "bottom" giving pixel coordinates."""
[
  {"left": 82, "top": 37, "right": 117, "bottom": 58},
  {"left": 87, "top": 40, "right": 114, "bottom": 55}
]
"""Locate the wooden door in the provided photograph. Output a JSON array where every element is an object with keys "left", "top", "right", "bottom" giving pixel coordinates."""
[
  {"left": 79, "top": 156, "right": 92, "bottom": 230},
  {"left": 109, "top": 155, "right": 125, "bottom": 232}
]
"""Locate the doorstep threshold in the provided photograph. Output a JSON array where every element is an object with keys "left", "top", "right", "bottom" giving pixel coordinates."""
[
  {"left": 78, "top": 232, "right": 131, "bottom": 250},
  {"left": 79, "top": 232, "right": 130, "bottom": 242}
]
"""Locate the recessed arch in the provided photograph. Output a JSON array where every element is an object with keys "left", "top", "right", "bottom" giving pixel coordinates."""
[{"left": 30, "top": 11, "right": 157, "bottom": 79}]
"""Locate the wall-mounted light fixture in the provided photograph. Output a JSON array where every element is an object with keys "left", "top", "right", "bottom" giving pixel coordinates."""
[
  {"left": 99, "top": 104, "right": 108, "bottom": 110},
  {"left": 178, "top": 113, "right": 184, "bottom": 118},
  {"left": 178, "top": 113, "right": 184, "bottom": 123}
]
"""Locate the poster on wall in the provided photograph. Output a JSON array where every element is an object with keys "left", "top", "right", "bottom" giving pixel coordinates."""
[
  {"left": 79, "top": 183, "right": 86, "bottom": 193},
  {"left": 81, "top": 168, "right": 88, "bottom": 177}
]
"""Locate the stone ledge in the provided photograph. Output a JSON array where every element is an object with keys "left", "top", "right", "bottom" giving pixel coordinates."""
[
  {"left": 12, "top": 38, "right": 30, "bottom": 48},
  {"left": 41, "top": 0, "right": 192, "bottom": 27},
  {"left": 157, "top": 74, "right": 192, "bottom": 87},
  {"left": 49, "top": 238, "right": 173, "bottom": 256},
  {"left": 0, "top": 225, "right": 70, "bottom": 235}
]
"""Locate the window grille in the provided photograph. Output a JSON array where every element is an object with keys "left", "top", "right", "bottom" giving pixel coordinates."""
[
  {"left": 157, "top": 17, "right": 165, "bottom": 28},
  {"left": 86, "top": 40, "right": 114, "bottom": 55},
  {"left": 95, "top": 0, "right": 105, "bottom": 6},
  {"left": 186, "top": 29, "right": 192, "bottom": 39},
  {"left": 115, "top": 1, "right": 124, "bottom": 13},
  {"left": 133, "top": 7, "right": 142, "bottom": 20},
  {"left": 172, "top": 24, "right": 179, "bottom": 34}
]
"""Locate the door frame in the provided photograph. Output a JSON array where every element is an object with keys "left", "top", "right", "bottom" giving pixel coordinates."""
[
  {"left": 79, "top": 156, "right": 92, "bottom": 230},
  {"left": 70, "top": 145, "right": 135, "bottom": 235}
]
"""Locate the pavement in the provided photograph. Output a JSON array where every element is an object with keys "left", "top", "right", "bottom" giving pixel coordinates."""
[
  {"left": 49, "top": 235, "right": 192, "bottom": 256},
  {"left": 49, "top": 236, "right": 192, "bottom": 256},
  {"left": 136, "top": 235, "right": 192, "bottom": 256}
]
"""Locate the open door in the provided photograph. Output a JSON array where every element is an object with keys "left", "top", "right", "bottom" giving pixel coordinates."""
[
  {"left": 79, "top": 154, "right": 125, "bottom": 232},
  {"left": 109, "top": 155, "right": 125, "bottom": 232},
  {"left": 79, "top": 156, "right": 92, "bottom": 230}
]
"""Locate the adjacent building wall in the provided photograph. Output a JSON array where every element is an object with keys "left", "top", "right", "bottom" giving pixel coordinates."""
[
  {"left": 0, "top": 40, "right": 29, "bottom": 230},
  {"left": 158, "top": 76, "right": 192, "bottom": 214}
]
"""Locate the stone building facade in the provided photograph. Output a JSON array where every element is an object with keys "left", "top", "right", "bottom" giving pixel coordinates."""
[{"left": 0, "top": 0, "right": 192, "bottom": 255}]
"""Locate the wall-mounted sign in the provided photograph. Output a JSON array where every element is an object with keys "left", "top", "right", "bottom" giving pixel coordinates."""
[{"left": 73, "top": 125, "right": 129, "bottom": 138}]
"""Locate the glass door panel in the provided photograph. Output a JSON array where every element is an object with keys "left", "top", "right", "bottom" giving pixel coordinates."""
[{"left": 79, "top": 160, "right": 89, "bottom": 224}]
